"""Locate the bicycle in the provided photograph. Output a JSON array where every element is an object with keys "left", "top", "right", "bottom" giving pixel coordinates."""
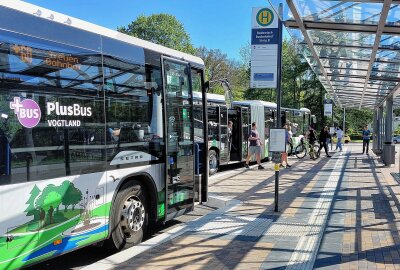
[{"left": 295, "top": 138, "right": 320, "bottom": 159}]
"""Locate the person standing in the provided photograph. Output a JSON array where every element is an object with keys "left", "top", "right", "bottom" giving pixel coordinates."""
[
  {"left": 281, "top": 125, "right": 292, "bottom": 168},
  {"left": 362, "top": 125, "right": 371, "bottom": 154},
  {"left": 287, "top": 125, "right": 293, "bottom": 155},
  {"left": 335, "top": 127, "right": 344, "bottom": 152},
  {"left": 245, "top": 122, "right": 264, "bottom": 170},
  {"left": 308, "top": 126, "right": 317, "bottom": 145},
  {"left": 319, "top": 126, "right": 332, "bottom": 158},
  {"left": 227, "top": 120, "right": 233, "bottom": 153}
]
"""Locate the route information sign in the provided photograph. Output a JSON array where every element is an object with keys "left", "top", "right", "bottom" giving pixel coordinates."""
[{"left": 251, "top": 7, "right": 279, "bottom": 89}]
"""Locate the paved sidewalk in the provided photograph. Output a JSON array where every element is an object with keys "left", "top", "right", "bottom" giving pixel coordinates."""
[{"left": 83, "top": 144, "right": 400, "bottom": 270}]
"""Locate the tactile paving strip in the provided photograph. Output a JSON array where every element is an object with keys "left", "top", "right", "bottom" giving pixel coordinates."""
[
  {"left": 264, "top": 222, "right": 311, "bottom": 237},
  {"left": 188, "top": 215, "right": 273, "bottom": 237}
]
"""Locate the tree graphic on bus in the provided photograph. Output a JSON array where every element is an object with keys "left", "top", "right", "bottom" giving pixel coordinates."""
[{"left": 19, "top": 181, "right": 83, "bottom": 232}]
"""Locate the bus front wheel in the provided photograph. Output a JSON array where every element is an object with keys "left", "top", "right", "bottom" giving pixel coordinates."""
[
  {"left": 209, "top": 150, "right": 219, "bottom": 175},
  {"left": 108, "top": 180, "right": 148, "bottom": 250}
]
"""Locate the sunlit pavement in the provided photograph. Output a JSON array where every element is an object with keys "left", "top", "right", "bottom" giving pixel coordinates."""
[{"left": 81, "top": 143, "right": 400, "bottom": 270}]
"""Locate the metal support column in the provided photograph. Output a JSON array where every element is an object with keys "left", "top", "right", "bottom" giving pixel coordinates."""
[
  {"left": 343, "top": 108, "right": 346, "bottom": 134},
  {"left": 377, "top": 106, "right": 383, "bottom": 152},
  {"left": 385, "top": 96, "right": 393, "bottom": 143},
  {"left": 383, "top": 97, "right": 395, "bottom": 165},
  {"left": 274, "top": 3, "right": 284, "bottom": 213},
  {"left": 372, "top": 110, "right": 377, "bottom": 151}
]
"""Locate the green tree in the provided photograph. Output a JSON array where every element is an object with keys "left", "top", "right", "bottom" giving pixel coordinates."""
[
  {"left": 43, "top": 191, "right": 62, "bottom": 211},
  {"left": 118, "top": 14, "right": 196, "bottom": 54},
  {"left": 36, "top": 184, "right": 63, "bottom": 224},
  {"left": 61, "top": 182, "right": 82, "bottom": 211},
  {"left": 340, "top": 108, "right": 373, "bottom": 134},
  {"left": 25, "top": 185, "right": 41, "bottom": 221},
  {"left": 196, "top": 46, "right": 245, "bottom": 100}
]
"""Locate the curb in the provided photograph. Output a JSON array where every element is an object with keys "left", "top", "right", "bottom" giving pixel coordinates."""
[{"left": 81, "top": 195, "right": 241, "bottom": 270}]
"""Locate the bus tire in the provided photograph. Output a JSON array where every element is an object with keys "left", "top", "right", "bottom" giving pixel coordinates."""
[
  {"left": 107, "top": 180, "right": 148, "bottom": 250},
  {"left": 209, "top": 150, "right": 219, "bottom": 175}
]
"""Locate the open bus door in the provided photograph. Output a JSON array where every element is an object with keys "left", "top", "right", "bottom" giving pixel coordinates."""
[{"left": 228, "top": 106, "right": 249, "bottom": 162}]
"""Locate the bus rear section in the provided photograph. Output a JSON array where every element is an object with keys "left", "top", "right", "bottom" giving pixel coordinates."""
[{"left": 0, "top": 2, "right": 208, "bottom": 269}]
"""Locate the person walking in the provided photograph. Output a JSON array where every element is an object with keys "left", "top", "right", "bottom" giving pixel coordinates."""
[
  {"left": 335, "top": 126, "right": 344, "bottom": 152},
  {"left": 319, "top": 126, "right": 332, "bottom": 158},
  {"left": 281, "top": 125, "right": 292, "bottom": 168},
  {"left": 245, "top": 122, "right": 264, "bottom": 170},
  {"left": 362, "top": 125, "right": 371, "bottom": 154},
  {"left": 308, "top": 126, "right": 318, "bottom": 159}
]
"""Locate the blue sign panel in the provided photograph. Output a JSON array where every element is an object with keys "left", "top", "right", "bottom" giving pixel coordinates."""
[
  {"left": 253, "top": 73, "right": 274, "bottom": 81},
  {"left": 251, "top": 28, "right": 278, "bottom": 45}
]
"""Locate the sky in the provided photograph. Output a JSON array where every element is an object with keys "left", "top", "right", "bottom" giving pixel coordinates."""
[{"left": 22, "top": 0, "right": 281, "bottom": 60}]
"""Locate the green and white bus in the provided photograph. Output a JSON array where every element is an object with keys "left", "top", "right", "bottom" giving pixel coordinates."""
[
  {"left": 0, "top": 1, "right": 208, "bottom": 269},
  {"left": 197, "top": 94, "right": 315, "bottom": 174}
]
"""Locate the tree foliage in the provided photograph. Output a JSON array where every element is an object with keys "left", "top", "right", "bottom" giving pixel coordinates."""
[
  {"left": 196, "top": 47, "right": 245, "bottom": 100},
  {"left": 118, "top": 14, "right": 196, "bottom": 54},
  {"left": 61, "top": 181, "right": 83, "bottom": 211},
  {"left": 33, "top": 182, "right": 83, "bottom": 225},
  {"left": 118, "top": 13, "right": 373, "bottom": 132},
  {"left": 25, "top": 185, "right": 41, "bottom": 220},
  {"left": 35, "top": 184, "right": 61, "bottom": 224}
]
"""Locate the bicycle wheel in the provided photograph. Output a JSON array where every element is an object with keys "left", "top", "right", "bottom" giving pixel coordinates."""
[
  {"left": 295, "top": 144, "right": 306, "bottom": 159},
  {"left": 313, "top": 144, "right": 321, "bottom": 158}
]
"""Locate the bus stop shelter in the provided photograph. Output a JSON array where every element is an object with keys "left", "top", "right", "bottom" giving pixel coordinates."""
[{"left": 270, "top": 0, "right": 400, "bottom": 165}]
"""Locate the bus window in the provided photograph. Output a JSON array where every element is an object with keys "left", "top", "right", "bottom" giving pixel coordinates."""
[
  {"left": 192, "top": 70, "right": 204, "bottom": 142},
  {"left": 264, "top": 109, "right": 274, "bottom": 139},
  {"left": 208, "top": 106, "right": 219, "bottom": 145},
  {"left": 103, "top": 54, "right": 164, "bottom": 167},
  {"left": 0, "top": 30, "right": 105, "bottom": 185}
]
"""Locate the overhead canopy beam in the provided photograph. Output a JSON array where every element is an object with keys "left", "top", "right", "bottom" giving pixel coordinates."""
[
  {"left": 359, "top": 0, "right": 392, "bottom": 108},
  {"left": 283, "top": 0, "right": 400, "bottom": 109},
  {"left": 322, "top": 0, "right": 398, "bottom": 3},
  {"left": 286, "top": 0, "right": 341, "bottom": 107},
  {"left": 285, "top": 20, "right": 400, "bottom": 36},
  {"left": 302, "top": 42, "right": 400, "bottom": 52}
]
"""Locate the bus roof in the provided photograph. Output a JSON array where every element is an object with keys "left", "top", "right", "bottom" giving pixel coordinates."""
[
  {"left": 0, "top": 0, "right": 204, "bottom": 67},
  {"left": 193, "top": 92, "right": 225, "bottom": 103},
  {"left": 299, "top": 108, "right": 311, "bottom": 113},
  {"left": 233, "top": 100, "right": 277, "bottom": 109}
]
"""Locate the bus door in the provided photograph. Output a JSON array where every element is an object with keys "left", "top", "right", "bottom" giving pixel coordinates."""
[
  {"left": 219, "top": 105, "right": 229, "bottom": 165},
  {"left": 228, "top": 108, "right": 239, "bottom": 161},
  {"left": 241, "top": 107, "right": 250, "bottom": 161},
  {"left": 162, "top": 57, "right": 195, "bottom": 220},
  {"left": 228, "top": 107, "right": 246, "bottom": 162}
]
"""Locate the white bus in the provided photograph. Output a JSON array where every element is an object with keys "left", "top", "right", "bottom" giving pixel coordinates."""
[
  {"left": 0, "top": 1, "right": 208, "bottom": 269},
  {"left": 193, "top": 94, "right": 315, "bottom": 174}
]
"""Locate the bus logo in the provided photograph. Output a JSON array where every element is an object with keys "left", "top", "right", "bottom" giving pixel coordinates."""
[
  {"left": 10, "top": 97, "right": 41, "bottom": 128},
  {"left": 256, "top": 8, "right": 274, "bottom": 27}
]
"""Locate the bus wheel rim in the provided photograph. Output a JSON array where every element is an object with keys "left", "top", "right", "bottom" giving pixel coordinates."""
[{"left": 121, "top": 196, "right": 145, "bottom": 234}]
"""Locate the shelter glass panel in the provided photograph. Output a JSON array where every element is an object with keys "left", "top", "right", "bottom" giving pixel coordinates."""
[{"left": 290, "top": 0, "right": 382, "bottom": 25}]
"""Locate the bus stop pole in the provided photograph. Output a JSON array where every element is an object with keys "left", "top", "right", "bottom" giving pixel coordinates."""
[
  {"left": 343, "top": 108, "right": 346, "bottom": 136},
  {"left": 274, "top": 3, "right": 283, "bottom": 212}
]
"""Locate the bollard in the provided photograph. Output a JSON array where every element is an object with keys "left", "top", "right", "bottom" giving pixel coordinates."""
[{"left": 274, "top": 163, "right": 280, "bottom": 212}]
